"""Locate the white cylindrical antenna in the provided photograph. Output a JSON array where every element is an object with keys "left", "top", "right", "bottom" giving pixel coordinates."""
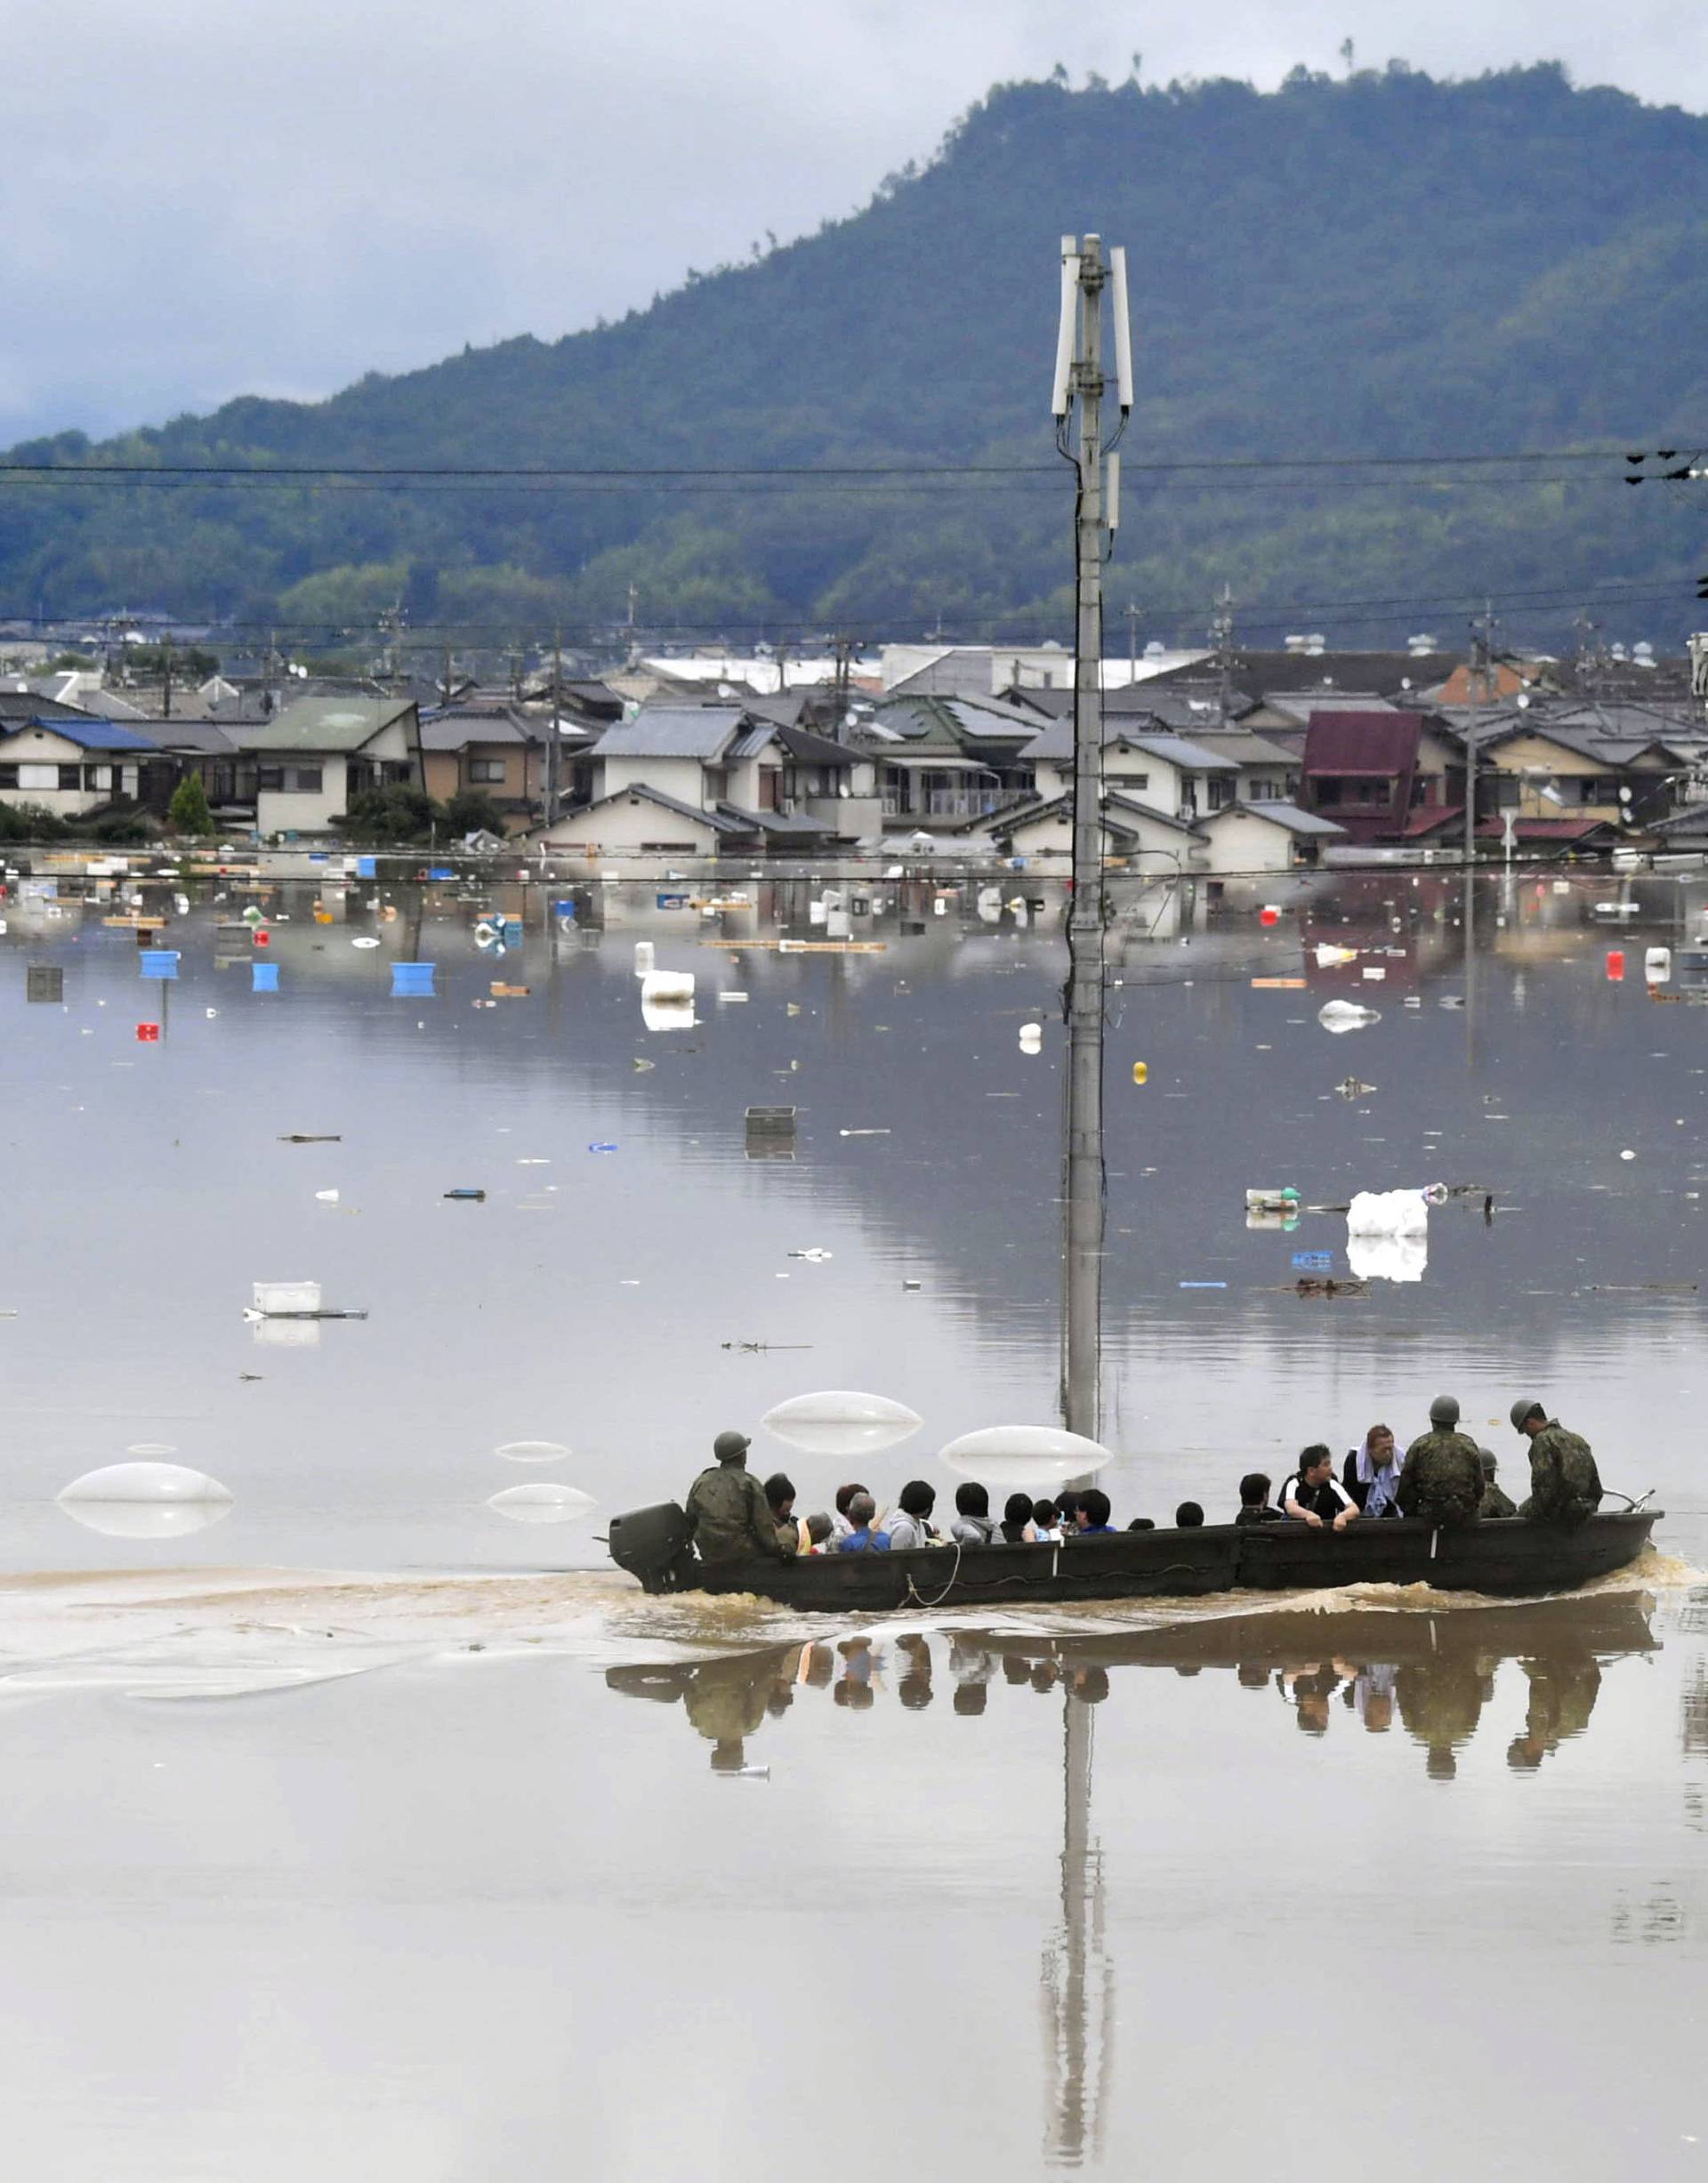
[
  {"left": 1051, "top": 235, "right": 1079, "bottom": 418},
  {"left": 1108, "top": 246, "right": 1134, "bottom": 413},
  {"left": 1106, "top": 452, "right": 1121, "bottom": 534}
]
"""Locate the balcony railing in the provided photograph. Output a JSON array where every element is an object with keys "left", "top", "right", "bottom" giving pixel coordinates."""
[{"left": 881, "top": 785, "right": 1034, "bottom": 820}]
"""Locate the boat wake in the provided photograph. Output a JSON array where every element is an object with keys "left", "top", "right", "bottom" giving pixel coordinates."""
[{"left": 0, "top": 1547, "right": 1696, "bottom": 1699}]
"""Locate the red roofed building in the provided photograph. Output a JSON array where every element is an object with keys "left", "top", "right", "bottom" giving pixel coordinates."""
[{"left": 1300, "top": 709, "right": 1458, "bottom": 842}]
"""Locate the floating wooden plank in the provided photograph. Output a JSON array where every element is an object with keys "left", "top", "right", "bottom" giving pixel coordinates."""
[
  {"left": 1250, "top": 975, "right": 1307, "bottom": 989},
  {"left": 700, "top": 938, "right": 887, "bottom": 954}
]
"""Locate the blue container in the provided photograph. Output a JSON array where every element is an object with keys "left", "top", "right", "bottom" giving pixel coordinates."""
[
  {"left": 429, "top": 866, "right": 454, "bottom": 882},
  {"left": 391, "top": 963, "right": 436, "bottom": 997},
  {"left": 356, "top": 856, "right": 377, "bottom": 879},
  {"left": 251, "top": 962, "right": 280, "bottom": 993},
  {"left": 139, "top": 950, "right": 180, "bottom": 980},
  {"left": 1291, "top": 1250, "right": 1333, "bottom": 1271},
  {"left": 656, "top": 893, "right": 688, "bottom": 910},
  {"left": 553, "top": 899, "right": 578, "bottom": 920}
]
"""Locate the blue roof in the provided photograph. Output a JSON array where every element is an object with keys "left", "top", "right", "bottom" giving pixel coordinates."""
[{"left": 10, "top": 716, "right": 159, "bottom": 753}]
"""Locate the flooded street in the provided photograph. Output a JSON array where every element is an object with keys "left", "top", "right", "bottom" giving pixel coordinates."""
[{"left": 4, "top": 864, "right": 1708, "bottom": 2176}]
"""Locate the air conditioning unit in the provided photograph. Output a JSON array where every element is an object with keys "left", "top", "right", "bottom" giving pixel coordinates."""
[{"left": 778, "top": 797, "right": 796, "bottom": 816}]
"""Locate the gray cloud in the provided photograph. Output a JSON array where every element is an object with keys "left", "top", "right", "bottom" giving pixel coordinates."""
[{"left": 5, "top": 0, "right": 1704, "bottom": 442}]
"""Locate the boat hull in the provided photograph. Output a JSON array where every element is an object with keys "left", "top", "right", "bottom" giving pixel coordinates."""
[{"left": 609, "top": 1508, "right": 1660, "bottom": 1610}]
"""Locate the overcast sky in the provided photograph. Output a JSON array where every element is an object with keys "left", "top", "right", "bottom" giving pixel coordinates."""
[{"left": 5, "top": 0, "right": 1704, "bottom": 447}]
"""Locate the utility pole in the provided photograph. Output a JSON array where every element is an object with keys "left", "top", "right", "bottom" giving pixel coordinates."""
[
  {"left": 1125, "top": 600, "right": 1140, "bottom": 676},
  {"left": 161, "top": 632, "right": 173, "bottom": 721},
  {"left": 546, "top": 624, "right": 564, "bottom": 826},
  {"left": 1210, "top": 584, "right": 1236, "bottom": 726},
  {"left": 1052, "top": 231, "right": 1131, "bottom": 1448},
  {"left": 1464, "top": 599, "right": 1496, "bottom": 871}
]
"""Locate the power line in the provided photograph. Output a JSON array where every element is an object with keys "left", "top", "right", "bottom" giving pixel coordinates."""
[{"left": 0, "top": 441, "right": 1696, "bottom": 484}]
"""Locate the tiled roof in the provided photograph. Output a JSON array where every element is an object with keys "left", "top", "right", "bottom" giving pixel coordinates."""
[
  {"left": 592, "top": 706, "right": 746, "bottom": 760},
  {"left": 2, "top": 716, "right": 158, "bottom": 753},
  {"left": 236, "top": 697, "right": 416, "bottom": 753}
]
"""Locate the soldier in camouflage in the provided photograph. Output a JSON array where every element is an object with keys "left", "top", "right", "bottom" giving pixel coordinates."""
[
  {"left": 1476, "top": 1448, "right": 1518, "bottom": 1520},
  {"left": 1510, "top": 1400, "right": 1603, "bottom": 1525},
  {"left": 1396, "top": 1394, "right": 1484, "bottom": 1527},
  {"left": 684, "top": 1430, "right": 791, "bottom": 1564}
]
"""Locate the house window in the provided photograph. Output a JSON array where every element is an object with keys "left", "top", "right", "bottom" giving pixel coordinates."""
[
  {"left": 1108, "top": 770, "right": 1150, "bottom": 790},
  {"left": 469, "top": 759, "right": 506, "bottom": 784},
  {"left": 256, "top": 767, "right": 285, "bottom": 793},
  {"left": 0, "top": 765, "right": 17, "bottom": 788},
  {"left": 1206, "top": 778, "right": 1232, "bottom": 810},
  {"left": 18, "top": 763, "right": 56, "bottom": 792},
  {"left": 640, "top": 839, "right": 702, "bottom": 852},
  {"left": 287, "top": 766, "right": 323, "bottom": 794},
  {"left": 58, "top": 764, "right": 82, "bottom": 791},
  {"left": 1315, "top": 779, "right": 1341, "bottom": 806}
]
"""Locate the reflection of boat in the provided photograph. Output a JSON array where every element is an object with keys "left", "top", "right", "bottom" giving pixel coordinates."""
[{"left": 607, "top": 1502, "right": 1658, "bottom": 1607}]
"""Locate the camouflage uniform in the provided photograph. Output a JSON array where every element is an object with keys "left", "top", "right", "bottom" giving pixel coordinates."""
[
  {"left": 1478, "top": 1480, "right": 1519, "bottom": 1520},
  {"left": 684, "top": 1462, "right": 785, "bottom": 1563},
  {"left": 1396, "top": 1429, "right": 1484, "bottom": 1526},
  {"left": 1520, "top": 1421, "right": 1603, "bottom": 1526}
]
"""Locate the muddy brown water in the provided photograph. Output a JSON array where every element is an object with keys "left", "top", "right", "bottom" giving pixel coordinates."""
[{"left": 3, "top": 866, "right": 1706, "bottom": 2176}]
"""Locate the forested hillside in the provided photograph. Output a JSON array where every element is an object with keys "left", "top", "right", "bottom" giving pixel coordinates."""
[{"left": 5, "top": 62, "right": 1707, "bottom": 647}]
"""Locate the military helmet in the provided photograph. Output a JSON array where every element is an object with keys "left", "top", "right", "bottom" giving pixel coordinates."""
[
  {"left": 1428, "top": 1394, "right": 1460, "bottom": 1427},
  {"left": 1510, "top": 1398, "right": 1543, "bottom": 1431},
  {"left": 713, "top": 1429, "right": 752, "bottom": 1461}
]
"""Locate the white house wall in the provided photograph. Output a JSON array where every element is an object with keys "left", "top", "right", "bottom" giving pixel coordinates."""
[
  {"left": 256, "top": 755, "right": 350, "bottom": 837},
  {"left": 600, "top": 754, "right": 708, "bottom": 806},
  {"left": 1197, "top": 813, "right": 1301, "bottom": 874},
  {"left": 537, "top": 796, "right": 724, "bottom": 855}
]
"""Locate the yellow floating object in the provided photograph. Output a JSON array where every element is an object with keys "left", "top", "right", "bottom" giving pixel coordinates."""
[{"left": 1132, "top": 1062, "right": 1148, "bottom": 1085}]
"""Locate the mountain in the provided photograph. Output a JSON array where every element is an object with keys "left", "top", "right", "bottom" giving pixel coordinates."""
[{"left": 5, "top": 62, "right": 1708, "bottom": 651}]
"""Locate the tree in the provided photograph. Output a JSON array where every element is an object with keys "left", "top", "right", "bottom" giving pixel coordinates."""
[
  {"left": 168, "top": 771, "right": 214, "bottom": 834},
  {"left": 334, "top": 784, "right": 439, "bottom": 842},
  {"left": 442, "top": 788, "right": 509, "bottom": 838}
]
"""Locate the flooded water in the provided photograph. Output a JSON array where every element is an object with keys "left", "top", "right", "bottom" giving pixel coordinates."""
[{"left": 4, "top": 862, "right": 1708, "bottom": 2176}]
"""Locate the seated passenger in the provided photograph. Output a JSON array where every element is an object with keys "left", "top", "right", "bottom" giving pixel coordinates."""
[
  {"left": 948, "top": 1481, "right": 997, "bottom": 1547},
  {"left": 1174, "top": 1501, "right": 1205, "bottom": 1528},
  {"left": 1074, "top": 1489, "right": 1117, "bottom": 1537},
  {"left": 830, "top": 1482, "right": 871, "bottom": 1544},
  {"left": 1033, "top": 1497, "right": 1066, "bottom": 1543},
  {"left": 1477, "top": 1449, "right": 1518, "bottom": 1520},
  {"left": 1235, "top": 1471, "right": 1284, "bottom": 1526},
  {"left": 1279, "top": 1445, "right": 1359, "bottom": 1532},
  {"left": 1054, "top": 1490, "right": 1084, "bottom": 1532},
  {"left": 763, "top": 1472, "right": 801, "bottom": 1559},
  {"left": 803, "top": 1512, "right": 834, "bottom": 1554},
  {"left": 1127, "top": 1517, "right": 1156, "bottom": 1531},
  {"left": 836, "top": 1492, "right": 891, "bottom": 1553},
  {"left": 881, "top": 1479, "right": 941, "bottom": 1550},
  {"left": 999, "top": 1491, "right": 1035, "bottom": 1544},
  {"left": 1344, "top": 1424, "right": 1403, "bottom": 1518}
]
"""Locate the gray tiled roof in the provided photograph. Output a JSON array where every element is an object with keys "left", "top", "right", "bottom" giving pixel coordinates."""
[
  {"left": 1209, "top": 799, "right": 1347, "bottom": 836},
  {"left": 592, "top": 705, "right": 746, "bottom": 759},
  {"left": 236, "top": 697, "right": 417, "bottom": 753}
]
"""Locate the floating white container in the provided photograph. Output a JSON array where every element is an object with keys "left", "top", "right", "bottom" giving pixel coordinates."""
[
  {"left": 487, "top": 1483, "right": 596, "bottom": 1524},
  {"left": 633, "top": 940, "right": 655, "bottom": 976},
  {"left": 253, "top": 1279, "right": 321, "bottom": 1314},
  {"left": 939, "top": 1424, "right": 1113, "bottom": 1486},
  {"left": 60, "top": 1461, "right": 233, "bottom": 1505},
  {"left": 761, "top": 1390, "right": 922, "bottom": 1457}
]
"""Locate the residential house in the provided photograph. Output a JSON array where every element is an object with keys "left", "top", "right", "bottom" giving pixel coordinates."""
[
  {"left": 0, "top": 716, "right": 162, "bottom": 818},
  {"left": 991, "top": 792, "right": 1210, "bottom": 870},
  {"left": 547, "top": 704, "right": 858, "bottom": 854},
  {"left": 859, "top": 696, "right": 1041, "bottom": 826},
  {"left": 1446, "top": 703, "right": 1708, "bottom": 831},
  {"left": 420, "top": 711, "right": 546, "bottom": 830},
  {"left": 1300, "top": 710, "right": 1462, "bottom": 842},
  {"left": 232, "top": 697, "right": 422, "bottom": 836},
  {"left": 531, "top": 784, "right": 746, "bottom": 858},
  {"left": 1194, "top": 801, "right": 1347, "bottom": 874},
  {"left": 1022, "top": 719, "right": 1240, "bottom": 821}
]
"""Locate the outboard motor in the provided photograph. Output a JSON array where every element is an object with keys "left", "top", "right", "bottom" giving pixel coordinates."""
[{"left": 608, "top": 1502, "right": 696, "bottom": 1592}]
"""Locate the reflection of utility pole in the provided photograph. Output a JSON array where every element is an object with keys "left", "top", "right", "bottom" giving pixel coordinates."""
[
  {"left": 1054, "top": 230, "right": 1131, "bottom": 1447},
  {"left": 1463, "top": 602, "right": 1496, "bottom": 1070},
  {"left": 1125, "top": 600, "right": 1140, "bottom": 676},
  {"left": 1044, "top": 1697, "right": 1113, "bottom": 2167},
  {"left": 161, "top": 633, "right": 173, "bottom": 721}
]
